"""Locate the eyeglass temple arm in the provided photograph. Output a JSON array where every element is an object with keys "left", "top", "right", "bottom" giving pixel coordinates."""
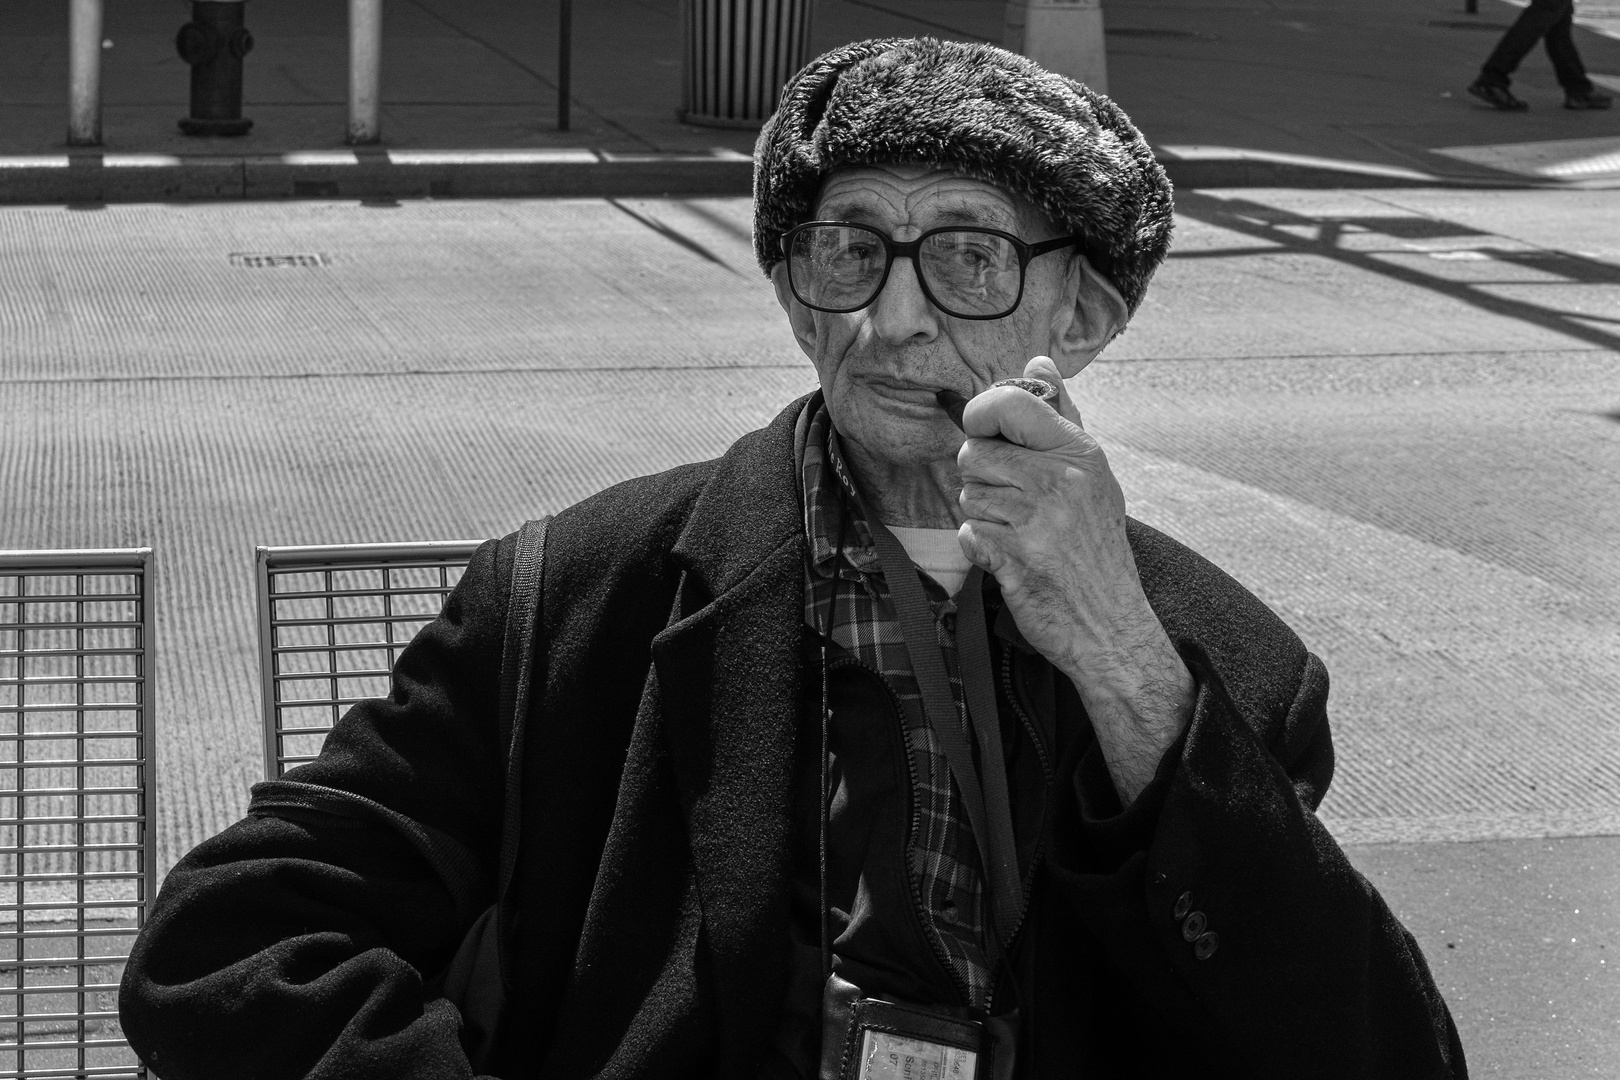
[{"left": 1026, "top": 235, "right": 1086, "bottom": 258}]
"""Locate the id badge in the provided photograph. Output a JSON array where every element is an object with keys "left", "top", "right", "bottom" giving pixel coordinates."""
[
  {"left": 821, "top": 974, "right": 984, "bottom": 1080},
  {"left": 852, "top": 1028, "right": 978, "bottom": 1080}
]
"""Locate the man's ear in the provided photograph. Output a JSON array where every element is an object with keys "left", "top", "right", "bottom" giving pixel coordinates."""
[
  {"left": 1049, "top": 256, "right": 1130, "bottom": 377},
  {"left": 772, "top": 263, "right": 819, "bottom": 361}
]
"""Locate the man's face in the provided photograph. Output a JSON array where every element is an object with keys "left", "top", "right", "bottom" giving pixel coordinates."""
[{"left": 772, "top": 163, "right": 1097, "bottom": 474}]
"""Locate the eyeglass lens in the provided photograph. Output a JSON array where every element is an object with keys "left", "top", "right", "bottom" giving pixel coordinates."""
[{"left": 788, "top": 224, "right": 1024, "bottom": 318}]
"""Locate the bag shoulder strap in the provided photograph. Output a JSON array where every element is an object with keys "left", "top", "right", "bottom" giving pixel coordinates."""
[{"left": 492, "top": 516, "right": 551, "bottom": 985}]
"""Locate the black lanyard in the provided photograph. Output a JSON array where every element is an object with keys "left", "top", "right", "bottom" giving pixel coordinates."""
[{"left": 859, "top": 512, "right": 1025, "bottom": 958}]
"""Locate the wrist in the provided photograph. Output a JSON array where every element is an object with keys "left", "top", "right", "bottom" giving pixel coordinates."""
[
  {"left": 1066, "top": 645, "right": 1193, "bottom": 807},
  {"left": 1055, "top": 595, "right": 1183, "bottom": 690},
  {"left": 1073, "top": 656, "right": 1194, "bottom": 730},
  {"left": 1058, "top": 619, "right": 1194, "bottom": 728}
]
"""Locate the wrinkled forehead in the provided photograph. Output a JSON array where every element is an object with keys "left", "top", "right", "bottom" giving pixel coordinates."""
[{"left": 813, "top": 163, "right": 1057, "bottom": 237}]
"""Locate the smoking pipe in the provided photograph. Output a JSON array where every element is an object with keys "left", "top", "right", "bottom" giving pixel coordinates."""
[{"left": 935, "top": 377, "right": 1059, "bottom": 433}]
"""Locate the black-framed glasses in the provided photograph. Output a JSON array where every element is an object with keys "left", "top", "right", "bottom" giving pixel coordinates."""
[{"left": 782, "top": 220, "right": 1084, "bottom": 321}]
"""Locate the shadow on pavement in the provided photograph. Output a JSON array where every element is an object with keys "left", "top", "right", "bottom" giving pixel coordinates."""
[{"left": 1171, "top": 189, "right": 1620, "bottom": 353}]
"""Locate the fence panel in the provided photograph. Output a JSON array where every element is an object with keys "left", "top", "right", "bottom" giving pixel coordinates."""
[
  {"left": 0, "top": 549, "right": 154, "bottom": 1080},
  {"left": 257, "top": 542, "right": 483, "bottom": 780}
]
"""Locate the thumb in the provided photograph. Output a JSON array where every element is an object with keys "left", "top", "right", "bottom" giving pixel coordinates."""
[{"left": 1024, "top": 355, "right": 1085, "bottom": 430}]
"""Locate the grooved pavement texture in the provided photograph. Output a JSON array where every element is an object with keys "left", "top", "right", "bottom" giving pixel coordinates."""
[{"left": 0, "top": 193, "right": 1616, "bottom": 875}]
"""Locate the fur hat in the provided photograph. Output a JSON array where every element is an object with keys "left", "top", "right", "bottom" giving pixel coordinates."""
[{"left": 752, "top": 37, "right": 1173, "bottom": 316}]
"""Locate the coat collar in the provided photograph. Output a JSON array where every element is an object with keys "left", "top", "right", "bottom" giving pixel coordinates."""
[{"left": 668, "top": 393, "right": 812, "bottom": 604}]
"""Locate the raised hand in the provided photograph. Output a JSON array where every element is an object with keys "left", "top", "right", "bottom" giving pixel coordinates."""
[{"left": 956, "top": 356, "right": 1194, "bottom": 804}]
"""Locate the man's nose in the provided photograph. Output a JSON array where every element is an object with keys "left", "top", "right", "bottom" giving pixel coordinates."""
[{"left": 868, "top": 254, "right": 938, "bottom": 345}]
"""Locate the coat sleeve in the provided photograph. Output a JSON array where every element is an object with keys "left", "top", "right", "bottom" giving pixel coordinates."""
[
  {"left": 119, "top": 536, "right": 516, "bottom": 1080},
  {"left": 1048, "top": 642, "right": 1468, "bottom": 1079}
]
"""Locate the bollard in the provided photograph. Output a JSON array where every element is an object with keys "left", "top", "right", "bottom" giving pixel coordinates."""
[
  {"left": 348, "top": 0, "right": 383, "bottom": 144},
  {"left": 558, "top": 0, "right": 572, "bottom": 131},
  {"left": 1003, "top": 0, "right": 1108, "bottom": 95},
  {"left": 176, "top": 0, "right": 254, "bottom": 135},
  {"left": 67, "top": 0, "right": 104, "bottom": 146}
]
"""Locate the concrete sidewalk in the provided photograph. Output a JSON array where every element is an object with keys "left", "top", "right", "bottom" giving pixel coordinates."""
[
  {"left": 2, "top": 0, "right": 1620, "bottom": 203},
  {"left": 4, "top": 188, "right": 1615, "bottom": 1075}
]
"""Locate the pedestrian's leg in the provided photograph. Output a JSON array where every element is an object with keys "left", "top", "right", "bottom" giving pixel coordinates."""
[
  {"left": 1542, "top": 4, "right": 1594, "bottom": 94},
  {"left": 1480, "top": 0, "right": 1568, "bottom": 85}
]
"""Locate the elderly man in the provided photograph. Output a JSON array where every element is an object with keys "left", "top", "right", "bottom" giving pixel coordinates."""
[{"left": 122, "top": 38, "right": 1465, "bottom": 1080}]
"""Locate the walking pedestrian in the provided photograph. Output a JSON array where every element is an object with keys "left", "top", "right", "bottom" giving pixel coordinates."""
[{"left": 1469, "top": 0, "right": 1613, "bottom": 110}]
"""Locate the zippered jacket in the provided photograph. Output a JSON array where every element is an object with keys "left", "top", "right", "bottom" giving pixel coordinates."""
[{"left": 120, "top": 394, "right": 1466, "bottom": 1080}]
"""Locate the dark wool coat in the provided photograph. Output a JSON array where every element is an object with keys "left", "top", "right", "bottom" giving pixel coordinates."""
[{"left": 121, "top": 396, "right": 1466, "bottom": 1080}]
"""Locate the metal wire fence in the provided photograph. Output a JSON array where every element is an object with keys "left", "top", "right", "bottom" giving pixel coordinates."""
[
  {"left": 257, "top": 542, "right": 482, "bottom": 780},
  {"left": 0, "top": 550, "right": 154, "bottom": 1080}
]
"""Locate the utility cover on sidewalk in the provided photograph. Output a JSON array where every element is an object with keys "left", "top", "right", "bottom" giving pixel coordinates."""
[{"left": 229, "top": 252, "right": 329, "bottom": 268}]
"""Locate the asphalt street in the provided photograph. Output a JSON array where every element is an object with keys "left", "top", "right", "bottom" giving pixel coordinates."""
[
  {"left": 1, "top": 191, "right": 1616, "bottom": 1075},
  {"left": 4, "top": 0, "right": 1619, "bottom": 186}
]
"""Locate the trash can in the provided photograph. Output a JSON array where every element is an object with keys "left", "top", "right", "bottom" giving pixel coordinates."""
[{"left": 681, "top": 0, "right": 813, "bottom": 128}]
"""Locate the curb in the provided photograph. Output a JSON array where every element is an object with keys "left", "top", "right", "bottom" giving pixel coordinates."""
[
  {"left": 1151, "top": 145, "right": 1544, "bottom": 190},
  {"left": 0, "top": 145, "right": 1564, "bottom": 205},
  {"left": 1159, "top": 158, "right": 1471, "bottom": 190},
  {"left": 0, "top": 149, "right": 758, "bottom": 204}
]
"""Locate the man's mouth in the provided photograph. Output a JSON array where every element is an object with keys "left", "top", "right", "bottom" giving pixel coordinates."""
[
  {"left": 863, "top": 375, "right": 939, "bottom": 402},
  {"left": 866, "top": 374, "right": 926, "bottom": 391},
  {"left": 866, "top": 374, "right": 970, "bottom": 399}
]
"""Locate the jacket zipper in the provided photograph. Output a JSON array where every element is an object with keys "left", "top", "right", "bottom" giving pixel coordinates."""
[
  {"left": 988, "top": 644, "right": 1057, "bottom": 1007},
  {"left": 825, "top": 652, "right": 974, "bottom": 1008},
  {"left": 1002, "top": 646, "right": 1053, "bottom": 782}
]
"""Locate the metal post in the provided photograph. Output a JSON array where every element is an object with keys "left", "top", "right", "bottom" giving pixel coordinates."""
[
  {"left": 255, "top": 548, "right": 280, "bottom": 781},
  {"left": 1003, "top": 0, "right": 1107, "bottom": 96},
  {"left": 68, "top": 0, "right": 104, "bottom": 146},
  {"left": 135, "top": 549, "right": 158, "bottom": 966},
  {"left": 558, "top": 0, "right": 572, "bottom": 131},
  {"left": 348, "top": 0, "right": 383, "bottom": 144}
]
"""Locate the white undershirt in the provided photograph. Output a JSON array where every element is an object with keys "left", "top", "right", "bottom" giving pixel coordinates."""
[{"left": 889, "top": 526, "right": 972, "bottom": 596}]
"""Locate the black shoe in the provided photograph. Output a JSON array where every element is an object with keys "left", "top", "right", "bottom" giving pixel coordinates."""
[
  {"left": 1469, "top": 79, "right": 1528, "bottom": 111},
  {"left": 1565, "top": 89, "right": 1614, "bottom": 109}
]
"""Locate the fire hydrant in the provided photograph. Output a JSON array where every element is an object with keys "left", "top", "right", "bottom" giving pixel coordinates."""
[{"left": 175, "top": 0, "right": 254, "bottom": 135}]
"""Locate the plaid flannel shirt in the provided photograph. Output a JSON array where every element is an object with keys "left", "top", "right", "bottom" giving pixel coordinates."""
[{"left": 798, "top": 401, "right": 994, "bottom": 1008}]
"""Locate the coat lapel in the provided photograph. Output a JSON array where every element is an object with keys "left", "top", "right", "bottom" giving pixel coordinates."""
[{"left": 651, "top": 395, "right": 811, "bottom": 1073}]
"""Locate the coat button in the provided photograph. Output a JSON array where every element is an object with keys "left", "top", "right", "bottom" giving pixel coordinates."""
[
  {"left": 1181, "top": 910, "right": 1207, "bottom": 942},
  {"left": 1195, "top": 931, "right": 1219, "bottom": 960},
  {"left": 1172, "top": 891, "right": 1192, "bottom": 920}
]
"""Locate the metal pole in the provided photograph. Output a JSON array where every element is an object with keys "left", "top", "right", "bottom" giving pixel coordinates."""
[
  {"left": 67, "top": 0, "right": 104, "bottom": 146},
  {"left": 348, "top": 0, "right": 383, "bottom": 144},
  {"left": 255, "top": 548, "right": 281, "bottom": 781},
  {"left": 136, "top": 549, "right": 158, "bottom": 961},
  {"left": 558, "top": 0, "right": 572, "bottom": 131}
]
